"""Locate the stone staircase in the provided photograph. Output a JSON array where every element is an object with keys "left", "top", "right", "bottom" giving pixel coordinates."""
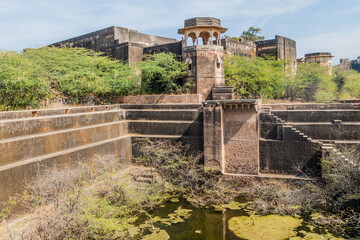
[
  {"left": 126, "top": 166, "right": 158, "bottom": 184},
  {"left": 260, "top": 107, "right": 357, "bottom": 176},
  {"left": 122, "top": 104, "right": 204, "bottom": 152}
]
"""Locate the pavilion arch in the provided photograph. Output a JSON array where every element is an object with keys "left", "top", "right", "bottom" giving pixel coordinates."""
[
  {"left": 199, "top": 31, "right": 211, "bottom": 45},
  {"left": 187, "top": 32, "right": 197, "bottom": 46},
  {"left": 213, "top": 32, "right": 220, "bottom": 45}
]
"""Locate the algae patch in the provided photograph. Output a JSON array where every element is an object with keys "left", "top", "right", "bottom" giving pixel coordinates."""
[
  {"left": 228, "top": 215, "right": 302, "bottom": 240},
  {"left": 290, "top": 231, "right": 344, "bottom": 240},
  {"left": 142, "top": 229, "right": 170, "bottom": 240}
]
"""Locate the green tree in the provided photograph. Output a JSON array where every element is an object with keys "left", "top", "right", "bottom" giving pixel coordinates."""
[
  {"left": 224, "top": 27, "right": 265, "bottom": 42},
  {"left": 225, "top": 55, "right": 286, "bottom": 99},
  {"left": 241, "top": 27, "right": 265, "bottom": 41},
  {"left": 137, "top": 53, "right": 190, "bottom": 94},
  {"left": 333, "top": 69, "right": 360, "bottom": 99},
  {"left": 285, "top": 63, "right": 336, "bottom": 102}
]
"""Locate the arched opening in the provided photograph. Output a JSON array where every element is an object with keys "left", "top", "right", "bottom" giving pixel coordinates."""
[
  {"left": 185, "top": 58, "right": 192, "bottom": 71},
  {"left": 213, "top": 32, "right": 219, "bottom": 45},
  {"left": 187, "top": 32, "right": 196, "bottom": 46},
  {"left": 216, "top": 56, "right": 223, "bottom": 69},
  {"left": 199, "top": 31, "right": 210, "bottom": 45}
]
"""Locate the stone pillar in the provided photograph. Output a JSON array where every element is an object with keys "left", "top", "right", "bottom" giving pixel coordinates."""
[
  {"left": 203, "top": 101, "right": 224, "bottom": 172},
  {"left": 223, "top": 100, "right": 260, "bottom": 174},
  {"left": 203, "top": 100, "right": 261, "bottom": 175}
]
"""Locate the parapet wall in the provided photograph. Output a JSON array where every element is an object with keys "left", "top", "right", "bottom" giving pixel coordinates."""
[{"left": 221, "top": 39, "right": 256, "bottom": 57}]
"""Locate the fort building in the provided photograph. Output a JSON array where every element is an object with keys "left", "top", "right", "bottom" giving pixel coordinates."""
[
  {"left": 178, "top": 17, "right": 229, "bottom": 99},
  {"left": 255, "top": 35, "right": 297, "bottom": 68},
  {"left": 52, "top": 18, "right": 294, "bottom": 68},
  {"left": 298, "top": 52, "right": 334, "bottom": 74},
  {"left": 2, "top": 17, "right": 358, "bottom": 209},
  {"left": 52, "top": 26, "right": 182, "bottom": 65},
  {"left": 334, "top": 56, "right": 360, "bottom": 72}
]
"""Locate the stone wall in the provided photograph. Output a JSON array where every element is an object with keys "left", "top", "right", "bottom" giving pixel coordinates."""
[
  {"left": 255, "top": 35, "right": 297, "bottom": 68},
  {"left": 221, "top": 39, "right": 256, "bottom": 57},
  {"left": 143, "top": 41, "right": 183, "bottom": 56},
  {"left": 1, "top": 101, "right": 359, "bottom": 209},
  {"left": 203, "top": 100, "right": 260, "bottom": 175},
  {"left": 52, "top": 26, "right": 178, "bottom": 65},
  {"left": 0, "top": 104, "right": 203, "bottom": 208},
  {"left": 114, "top": 94, "right": 203, "bottom": 104},
  {"left": 183, "top": 45, "right": 225, "bottom": 99},
  {"left": 223, "top": 104, "right": 259, "bottom": 174}
]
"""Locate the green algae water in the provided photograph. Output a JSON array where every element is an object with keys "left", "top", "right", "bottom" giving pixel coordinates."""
[{"left": 146, "top": 199, "right": 345, "bottom": 240}]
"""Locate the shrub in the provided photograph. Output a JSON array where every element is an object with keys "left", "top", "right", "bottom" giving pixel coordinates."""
[
  {"left": 14, "top": 156, "right": 170, "bottom": 239},
  {"left": 333, "top": 69, "right": 360, "bottom": 99},
  {"left": 23, "top": 47, "right": 140, "bottom": 98},
  {"left": 286, "top": 63, "right": 336, "bottom": 102},
  {"left": 0, "top": 47, "right": 139, "bottom": 110},
  {"left": 137, "top": 53, "right": 190, "bottom": 94},
  {"left": 0, "top": 51, "right": 49, "bottom": 110},
  {"left": 132, "top": 139, "right": 235, "bottom": 206},
  {"left": 225, "top": 55, "right": 287, "bottom": 99}
]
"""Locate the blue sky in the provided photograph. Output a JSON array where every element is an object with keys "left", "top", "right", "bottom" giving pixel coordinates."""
[{"left": 1, "top": 0, "right": 359, "bottom": 64}]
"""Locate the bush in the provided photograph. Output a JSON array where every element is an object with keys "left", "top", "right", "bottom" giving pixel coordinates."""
[
  {"left": 12, "top": 156, "right": 170, "bottom": 239},
  {"left": 133, "top": 139, "right": 235, "bottom": 206},
  {"left": 286, "top": 63, "right": 336, "bottom": 102},
  {"left": 23, "top": 47, "right": 140, "bottom": 98},
  {"left": 0, "top": 51, "right": 49, "bottom": 110},
  {"left": 333, "top": 69, "right": 360, "bottom": 99},
  {"left": 0, "top": 47, "right": 139, "bottom": 110},
  {"left": 225, "top": 55, "right": 287, "bottom": 99},
  {"left": 137, "top": 53, "right": 190, "bottom": 94}
]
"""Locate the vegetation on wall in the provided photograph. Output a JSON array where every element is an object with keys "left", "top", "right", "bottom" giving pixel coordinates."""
[
  {"left": 332, "top": 69, "right": 360, "bottom": 99},
  {"left": 0, "top": 48, "right": 190, "bottom": 110},
  {"left": 0, "top": 47, "right": 139, "bottom": 110},
  {"left": 1, "top": 45, "right": 359, "bottom": 110},
  {"left": 225, "top": 54, "right": 360, "bottom": 102},
  {"left": 285, "top": 62, "right": 337, "bottom": 102},
  {"left": 137, "top": 53, "right": 190, "bottom": 94},
  {"left": 225, "top": 55, "right": 287, "bottom": 99}
]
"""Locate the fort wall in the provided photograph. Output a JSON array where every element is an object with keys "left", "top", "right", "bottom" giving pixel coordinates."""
[{"left": 1, "top": 102, "right": 359, "bottom": 208}]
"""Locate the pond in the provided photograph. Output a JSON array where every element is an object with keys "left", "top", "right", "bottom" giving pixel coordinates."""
[{"left": 145, "top": 199, "right": 345, "bottom": 240}]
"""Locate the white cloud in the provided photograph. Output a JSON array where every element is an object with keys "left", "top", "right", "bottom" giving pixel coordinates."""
[
  {"left": 297, "top": 27, "right": 360, "bottom": 65},
  {"left": 0, "top": 0, "right": 318, "bottom": 50}
]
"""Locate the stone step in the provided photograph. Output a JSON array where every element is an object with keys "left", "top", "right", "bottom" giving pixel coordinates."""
[
  {"left": 131, "top": 134, "right": 203, "bottom": 153},
  {"left": 271, "top": 110, "right": 360, "bottom": 123},
  {"left": 223, "top": 172, "right": 311, "bottom": 181},
  {"left": 0, "top": 105, "right": 120, "bottom": 121},
  {"left": 134, "top": 176, "right": 153, "bottom": 183},
  {"left": 125, "top": 109, "right": 202, "bottom": 121},
  {"left": 119, "top": 104, "right": 202, "bottom": 110},
  {"left": 288, "top": 123, "right": 360, "bottom": 140},
  {"left": 0, "top": 121, "right": 128, "bottom": 168},
  {"left": 129, "top": 120, "right": 203, "bottom": 137},
  {"left": 0, "top": 135, "right": 131, "bottom": 205},
  {"left": 0, "top": 110, "right": 126, "bottom": 140}
]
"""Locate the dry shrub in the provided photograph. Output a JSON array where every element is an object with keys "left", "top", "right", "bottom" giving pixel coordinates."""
[
  {"left": 10, "top": 155, "right": 169, "bottom": 239},
  {"left": 133, "top": 138, "right": 236, "bottom": 206},
  {"left": 242, "top": 179, "right": 327, "bottom": 215}
]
